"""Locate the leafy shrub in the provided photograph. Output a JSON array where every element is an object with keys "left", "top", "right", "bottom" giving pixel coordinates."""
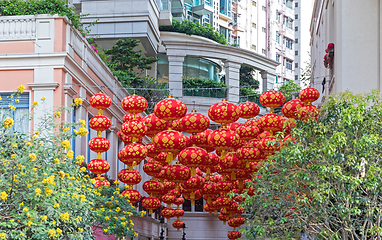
[{"left": 183, "top": 77, "right": 227, "bottom": 98}]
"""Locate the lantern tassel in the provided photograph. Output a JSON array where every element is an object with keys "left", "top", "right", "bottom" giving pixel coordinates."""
[
  {"left": 214, "top": 210, "right": 217, "bottom": 215},
  {"left": 132, "top": 161, "right": 137, "bottom": 167},
  {"left": 177, "top": 217, "right": 179, "bottom": 221},
  {"left": 270, "top": 107, "right": 274, "bottom": 114},
  {"left": 191, "top": 167, "right": 196, "bottom": 176},
  {"left": 166, "top": 152, "right": 173, "bottom": 163},
  {"left": 220, "top": 150, "right": 227, "bottom": 160},
  {"left": 206, "top": 167, "right": 211, "bottom": 175},
  {"left": 269, "top": 130, "right": 273, "bottom": 137},
  {"left": 231, "top": 172, "right": 236, "bottom": 181},
  {"left": 223, "top": 221, "right": 226, "bottom": 225},
  {"left": 149, "top": 209, "right": 153, "bottom": 215},
  {"left": 207, "top": 196, "right": 211, "bottom": 204},
  {"left": 177, "top": 229, "right": 180, "bottom": 232},
  {"left": 191, "top": 199, "right": 195, "bottom": 206},
  {"left": 96, "top": 152, "right": 101, "bottom": 159},
  {"left": 166, "top": 218, "right": 170, "bottom": 222},
  {"left": 246, "top": 162, "right": 250, "bottom": 168},
  {"left": 238, "top": 181, "right": 244, "bottom": 190},
  {"left": 98, "top": 109, "right": 103, "bottom": 116},
  {"left": 133, "top": 113, "right": 137, "bottom": 120},
  {"left": 97, "top": 131, "right": 102, "bottom": 137},
  {"left": 209, "top": 212, "right": 212, "bottom": 215},
  {"left": 132, "top": 137, "right": 137, "bottom": 144}
]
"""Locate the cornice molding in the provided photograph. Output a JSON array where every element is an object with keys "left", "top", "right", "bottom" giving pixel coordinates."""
[{"left": 28, "top": 82, "right": 59, "bottom": 91}]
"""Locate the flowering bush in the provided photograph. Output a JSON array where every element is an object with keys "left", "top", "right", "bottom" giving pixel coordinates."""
[{"left": 323, "top": 43, "right": 334, "bottom": 69}]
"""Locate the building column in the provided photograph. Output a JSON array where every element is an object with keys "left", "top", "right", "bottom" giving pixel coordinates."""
[
  {"left": 260, "top": 70, "right": 277, "bottom": 92},
  {"left": 108, "top": 118, "right": 119, "bottom": 180},
  {"left": 225, "top": 61, "right": 241, "bottom": 104},
  {"left": 167, "top": 55, "right": 185, "bottom": 98}
]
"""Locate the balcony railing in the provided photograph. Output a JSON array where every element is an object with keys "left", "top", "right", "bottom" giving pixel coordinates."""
[{"left": 183, "top": 88, "right": 227, "bottom": 99}]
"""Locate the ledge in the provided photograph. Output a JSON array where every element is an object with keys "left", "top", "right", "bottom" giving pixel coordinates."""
[{"left": 28, "top": 82, "right": 60, "bottom": 90}]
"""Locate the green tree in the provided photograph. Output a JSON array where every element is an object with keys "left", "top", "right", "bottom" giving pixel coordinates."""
[
  {"left": 239, "top": 65, "right": 260, "bottom": 102},
  {"left": 242, "top": 90, "right": 382, "bottom": 240},
  {"left": 274, "top": 80, "right": 302, "bottom": 113}
]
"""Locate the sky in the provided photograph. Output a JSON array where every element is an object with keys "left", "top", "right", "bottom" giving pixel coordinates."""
[{"left": 300, "top": 0, "right": 314, "bottom": 71}]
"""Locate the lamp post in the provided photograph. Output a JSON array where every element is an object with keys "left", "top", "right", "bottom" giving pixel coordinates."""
[
  {"left": 159, "top": 216, "right": 165, "bottom": 240},
  {"left": 182, "top": 223, "right": 186, "bottom": 240}
]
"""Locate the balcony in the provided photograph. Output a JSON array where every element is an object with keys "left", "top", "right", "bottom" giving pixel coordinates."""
[{"left": 192, "top": 0, "right": 213, "bottom": 15}]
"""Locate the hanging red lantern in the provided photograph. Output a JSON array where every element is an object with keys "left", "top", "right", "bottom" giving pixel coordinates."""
[
  {"left": 181, "top": 176, "right": 205, "bottom": 204},
  {"left": 216, "top": 196, "right": 233, "bottom": 209},
  {"left": 174, "top": 208, "right": 184, "bottom": 219},
  {"left": 89, "top": 115, "right": 111, "bottom": 132},
  {"left": 89, "top": 93, "right": 112, "bottom": 110},
  {"left": 196, "top": 168, "right": 204, "bottom": 177},
  {"left": 208, "top": 99, "right": 240, "bottom": 125},
  {"left": 172, "top": 220, "right": 185, "bottom": 232},
  {"left": 171, "top": 189, "right": 181, "bottom": 198},
  {"left": 182, "top": 111, "right": 210, "bottom": 134},
  {"left": 257, "top": 131, "right": 270, "bottom": 139},
  {"left": 238, "top": 101, "right": 260, "bottom": 119},
  {"left": 226, "top": 203, "right": 240, "bottom": 217},
  {"left": 143, "top": 180, "right": 164, "bottom": 197},
  {"left": 142, "top": 197, "right": 161, "bottom": 215},
  {"left": 236, "top": 146, "right": 261, "bottom": 168},
  {"left": 202, "top": 152, "right": 220, "bottom": 176},
  {"left": 259, "top": 89, "right": 285, "bottom": 109},
  {"left": 228, "top": 231, "right": 242, "bottom": 239},
  {"left": 258, "top": 136, "right": 282, "bottom": 156},
  {"left": 88, "top": 159, "right": 110, "bottom": 175},
  {"left": 299, "top": 105, "right": 319, "bottom": 121},
  {"left": 226, "top": 122, "right": 243, "bottom": 132},
  {"left": 121, "top": 189, "right": 141, "bottom": 204},
  {"left": 190, "top": 129, "right": 214, "bottom": 151},
  {"left": 121, "top": 120, "right": 147, "bottom": 138},
  {"left": 174, "top": 197, "right": 184, "bottom": 207},
  {"left": 123, "top": 113, "right": 142, "bottom": 123},
  {"left": 162, "top": 207, "right": 176, "bottom": 222},
  {"left": 236, "top": 124, "right": 260, "bottom": 141},
  {"left": 204, "top": 203, "right": 214, "bottom": 215},
  {"left": 165, "top": 164, "right": 191, "bottom": 184},
  {"left": 154, "top": 152, "right": 169, "bottom": 165},
  {"left": 88, "top": 137, "right": 110, "bottom": 153},
  {"left": 209, "top": 174, "right": 223, "bottom": 183},
  {"left": 121, "top": 94, "right": 148, "bottom": 114},
  {"left": 246, "top": 161, "right": 264, "bottom": 174},
  {"left": 200, "top": 181, "right": 218, "bottom": 204},
  {"left": 163, "top": 180, "right": 176, "bottom": 192},
  {"left": 118, "top": 130, "right": 142, "bottom": 145},
  {"left": 118, "top": 168, "right": 141, "bottom": 186},
  {"left": 218, "top": 213, "right": 230, "bottom": 225},
  {"left": 162, "top": 193, "right": 176, "bottom": 206},
  {"left": 216, "top": 180, "right": 233, "bottom": 195},
  {"left": 142, "top": 114, "right": 169, "bottom": 138},
  {"left": 259, "top": 114, "right": 284, "bottom": 135},
  {"left": 220, "top": 152, "right": 246, "bottom": 181},
  {"left": 183, "top": 190, "right": 202, "bottom": 202},
  {"left": 143, "top": 160, "right": 163, "bottom": 178},
  {"left": 245, "top": 117, "right": 261, "bottom": 128},
  {"left": 216, "top": 165, "right": 232, "bottom": 178},
  {"left": 234, "top": 195, "right": 245, "bottom": 204},
  {"left": 208, "top": 128, "right": 241, "bottom": 155},
  {"left": 153, "top": 130, "right": 188, "bottom": 163},
  {"left": 154, "top": 96, "right": 187, "bottom": 122},
  {"left": 178, "top": 147, "right": 208, "bottom": 176},
  {"left": 282, "top": 99, "right": 306, "bottom": 119},
  {"left": 170, "top": 118, "right": 184, "bottom": 132},
  {"left": 93, "top": 177, "right": 110, "bottom": 189},
  {"left": 230, "top": 216, "right": 245, "bottom": 228},
  {"left": 118, "top": 143, "right": 147, "bottom": 167},
  {"left": 226, "top": 172, "right": 250, "bottom": 189},
  {"left": 299, "top": 87, "right": 320, "bottom": 104},
  {"left": 236, "top": 206, "right": 245, "bottom": 215},
  {"left": 146, "top": 143, "right": 160, "bottom": 158}
]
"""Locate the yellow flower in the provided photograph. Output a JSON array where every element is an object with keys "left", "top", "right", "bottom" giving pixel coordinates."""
[
  {"left": 10, "top": 154, "right": 15, "bottom": 159},
  {"left": 11, "top": 143, "right": 17, "bottom": 148},
  {"left": 63, "top": 127, "right": 70, "bottom": 132},
  {"left": 45, "top": 187, "right": 53, "bottom": 196},
  {"left": 0, "top": 96, "right": 2, "bottom": 101},
  {"left": 41, "top": 215, "right": 47, "bottom": 221},
  {"left": 59, "top": 171, "right": 65, "bottom": 177},
  {"left": 104, "top": 216, "right": 109, "bottom": 221},
  {"left": 78, "top": 119, "right": 86, "bottom": 127},
  {"left": 53, "top": 203, "right": 59, "bottom": 208},
  {"left": 0, "top": 233, "right": 7, "bottom": 239},
  {"left": 0, "top": 191, "right": 8, "bottom": 200},
  {"left": 29, "top": 153, "right": 36, "bottom": 161},
  {"left": 80, "top": 167, "right": 86, "bottom": 172},
  {"left": 39, "top": 142, "right": 44, "bottom": 146},
  {"left": 134, "top": 233, "right": 138, "bottom": 237},
  {"left": 26, "top": 142, "right": 31, "bottom": 146},
  {"left": 140, "top": 211, "right": 146, "bottom": 217},
  {"left": 19, "top": 202, "right": 24, "bottom": 206},
  {"left": 28, "top": 221, "right": 32, "bottom": 226},
  {"left": 15, "top": 99, "right": 19, "bottom": 103},
  {"left": 3, "top": 117, "right": 14, "bottom": 128},
  {"left": 115, "top": 207, "right": 121, "bottom": 212},
  {"left": 41, "top": 96, "right": 46, "bottom": 101},
  {"left": 35, "top": 188, "right": 41, "bottom": 195},
  {"left": 61, "top": 140, "right": 71, "bottom": 149},
  {"left": 56, "top": 228, "right": 62, "bottom": 234},
  {"left": 17, "top": 84, "right": 25, "bottom": 93},
  {"left": 76, "top": 155, "right": 85, "bottom": 164},
  {"left": 8, "top": 104, "right": 16, "bottom": 110},
  {"left": 54, "top": 112, "right": 61, "bottom": 117},
  {"left": 23, "top": 207, "right": 29, "bottom": 212},
  {"left": 74, "top": 98, "right": 83, "bottom": 107},
  {"left": 32, "top": 101, "right": 38, "bottom": 106},
  {"left": 52, "top": 220, "right": 56, "bottom": 225},
  {"left": 66, "top": 150, "right": 74, "bottom": 159},
  {"left": 53, "top": 158, "right": 60, "bottom": 165},
  {"left": 78, "top": 228, "right": 83, "bottom": 232},
  {"left": 74, "top": 127, "right": 89, "bottom": 136},
  {"left": 32, "top": 135, "right": 37, "bottom": 139},
  {"left": 59, "top": 212, "right": 69, "bottom": 222},
  {"left": 103, "top": 229, "right": 108, "bottom": 233},
  {"left": 48, "top": 229, "right": 56, "bottom": 237},
  {"left": 121, "top": 222, "right": 126, "bottom": 227}
]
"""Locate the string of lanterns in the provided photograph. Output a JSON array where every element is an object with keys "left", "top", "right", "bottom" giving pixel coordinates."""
[{"left": 86, "top": 87, "right": 320, "bottom": 239}]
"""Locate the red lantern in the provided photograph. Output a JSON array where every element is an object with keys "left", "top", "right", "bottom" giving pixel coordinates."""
[
  {"left": 216, "top": 164, "right": 232, "bottom": 177},
  {"left": 143, "top": 180, "right": 164, "bottom": 197},
  {"left": 162, "top": 207, "right": 175, "bottom": 221},
  {"left": 208, "top": 99, "right": 240, "bottom": 125},
  {"left": 282, "top": 118, "right": 296, "bottom": 135},
  {"left": 174, "top": 197, "right": 184, "bottom": 207},
  {"left": 171, "top": 189, "right": 182, "bottom": 198},
  {"left": 236, "top": 146, "right": 261, "bottom": 168},
  {"left": 227, "top": 202, "right": 240, "bottom": 216},
  {"left": 146, "top": 143, "right": 160, "bottom": 158},
  {"left": 299, "top": 87, "right": 320, "bottom": 104},
  {"left": 154, "top": 152, "right": 169, "bottom": 165},
  {"left": 208, "top": 128, "right": 240, "bottom": 154},
  {"left": 163, "top": 180, "right": 176, "bottom": 192},
  {"left": 216, "top": 196, "right": 233, "bottom": 209},
  {"left": 190, "top": 129, "right": 214, "bottom": 151},
  {"left": 204, "top": 203, "right": 214, "bottom": 214},
  {"left": 282, "top": 99, "right": 306, "bottom": 119},
  {"left": 236, "top": 124, "right": 260, "bottom": 141},
  {"left": 118, "top": 143, "right": 147, "bottom": 167},
  {"left": 216, "top": 180, "right": 233, "bottom": 195},
  {"left": 172, "top": 220, "right": 185, "bottom": 232},
  {"left": 220, "top": 152, "right": 246, "bottom": 181},
  {"left": 88, "top": 137, "right": 110, "bottom": 153},
  {"left": 121, "top": 189, "right": 141, "bottom": 204},
  {"left": 121, "top": 94, "right": 148, "bottom": 114},
  {"left": 230, "top": 216, "right": 245, "bottom": 227},
  {"left": 121, "top": 120, "right": 147, "bottom": 138},
  {"left": 174, "top": 208, "right": 184, "bottom": 219},
  {"left": 154, "top": 97, "right": 187, "bottom": 122},
  {"left": 258, "top": 136, "right": 282, "bottom": 156},
  {"left": 142, "top": 197, "right": 161, "bottom": 214},
  {"left": 245, "top": 117, "right": 261, "bottom": 127},
  {"left": 142, "top": 114, "right": 169, "bottom": 138},
  {"left": 89, "top": 93, "right": 112, "bottom": 110},
  {"left": 259, "top": 114, "right": 284, "bottom": 135},
  {"left": 228, "top": 231, "right": 242, "bottom": 239},
  {"left": 93, "top": 177, "right": 110, "bottom": 188},
  {"left": 88, "top": 159, "right": 110, "bottom": 175},
  {"left": 259, "top": 89, "right": 285, "bottom": 108},
  {"left": 218, "top": 213, "right": 230, "bottom": 225},
  {"left": 143, "top": 160, "right": 163, "bottom": 177},
  {"left": 118, "top": 168, "right": 141, "bottom": 186},
  {"left": 178, "top": 147, "right": 208, "bottom": 176},
  {"left": 89, "top": 116, "right": 111, "bottom": 132},
  {"left": 181, "top": 176, "right": 204, "bottom": 204},
  {"left": 153, "top": 130, "right": 188, "bottom": 163},
  {"left": 162, "top": 193, "right": 176, "bottom": 206},
  {"left": 171, "top": 118, "right": 184, "bottom": 132},
  {"left": 238, "top": 101, "right": 260, "bottom": 119},
  {"left": 226, "top": 122, "right": 243, "bottom": 132},
  {"left": 299, "top": 105, "right": 319, "bottom": 121},
  {"left": 182, "top": 111, "right": 210, "bottom": 134},
  {"left": 200, "top": 181, "right": 218, "bottom": 204},
  {"left": 165, "top": 164, "right": 191, "bottom": 184},
  {"left": 118, "top": 130, "right": 142, "bottom": 145},
  {"left": 183, "top": 190, "right": 202, "bottom": 202},
  {"left": 257, "top": 131, "right": 270, "bottom": 139},
  {"left": 246, "top": 161, "right": 263, "bottom": 174},
  {"left": 123, "top": 113, "right": 142, "bottom": 122}
]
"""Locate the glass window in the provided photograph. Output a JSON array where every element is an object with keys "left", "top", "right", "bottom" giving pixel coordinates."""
[
  {"left": 262, "top": 6, "right": 266, "bottom": 11},
  {"left": 286, "top": 17, "right": 293, "bottom": 29},
  {"left": 286, "top": 59, "right": 293, "bottom": 70},
  {"left": 262, "top": 27, "right": 266, "bottom": 33},
  {"left": 295, "top": 50, "right": 298, "bottom": 55},
  {"left": 295, "top": 2, "right": 298, "bottom": 7},
  {"left": 286, "top": 0, "right": 293, "bottom": 9},
  {"left": 276, "top": 54, "right": 280, "bottom": 62},
  {"left": 262, "top": 49, "right": 266, "bottom": 54},
  {"left": 295, "top": 75, "right": 298, "bottom": 80},
  {"left": 285, "top": 38, "right": 293, "bottom": 49},
  {"left": 252, "top": 1, "right": 256, "bottom": 6},
  {"left": 295, "top": 26, "right": 298, "bottom": 31},
  {"left": 295, "top": 63, "right": 299, "bottom": 68},
  {"left": 251, "top": 44, "right": 256, "bottom": 50},
  {"left": 195, "top": 199, "right": 204, "bottom": 212},
  {"left": 183, "top": 200, "right": 191, "bottom": 212},
  {"left": 295, "top": 38, "right": 298, "bottom": 43},
  {"left": 0, "top": 92, "right": 29, "bottom": 134},
  {"left": 276, "top": 31, "right": 280, "bottom": 44},
  {"left": 252, "top": 23, "right": 256, "bottom": 28},
  {"left": 295, "top": 14, "right": 298, "bottom": 19}
]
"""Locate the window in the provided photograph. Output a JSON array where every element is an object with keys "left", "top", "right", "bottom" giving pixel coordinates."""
[
  {"left": 276, "top": 11, "right": 280, "bottom": 22},
  {"left": 276, "top": 31, "right": 280, "bottom": 44},
  {"left": 295, "top": 75, "right": 298, "bottom": 80},
  {"left": 276, "top": 54, "right": 280, "bottom": 62},
  {"left": 295, "top": 50, "right": 298, "bottom": 55},
  {"left": 295, "top": 63, "right": 299, "bottom": 68},
  {"left": 252, "top": 0, "right": 256, "bottom": 6},
  {"left": 262, "top": 27, "right": 266, "bottom": 33},
  {"left": 295, "top": 2, "right": 298, "bottom": 7},
  {"left": 295, "top": 38, "right": 298, "bottom": 43},
  {"left": 252, "top": 23, "right": 257, "bottom": 28},
  {"left": 286, "top": 59, "right": 293, "bottom": 70},
  {"left": 286, "top": 0, "right": 293, "bottom": 9},
  {"left": 285, "top": 38, "right": 293, "bottom": 49},
  {"left": 295, "top": 26, "right": 298, "bottom": 31},
  {"left": 251, "top": 44, "right": 256, "bottom": 50},
  {"left": 262, "top": 6, "right": 266, "bottom": 11},
  {"left": 286, "top": 17, "right": 293, "bottom": 29},
  {"left": 0, "top": 92, "right": 29, "bottom": 134},
  {"left": 262, "top": 49, "right": 266, "bottom": 54},
  {"left": 295, "top": 14, "right": 298, "bottom": 19}
]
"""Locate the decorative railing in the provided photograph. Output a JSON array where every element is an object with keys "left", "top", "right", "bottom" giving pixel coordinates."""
[{"left": 0, "top": 16, "right": 36, "bottom": 40}]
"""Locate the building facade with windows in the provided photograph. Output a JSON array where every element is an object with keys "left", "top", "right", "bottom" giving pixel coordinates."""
[{"left": 310, "top": 0, "right": 382, "bottom": 103}]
